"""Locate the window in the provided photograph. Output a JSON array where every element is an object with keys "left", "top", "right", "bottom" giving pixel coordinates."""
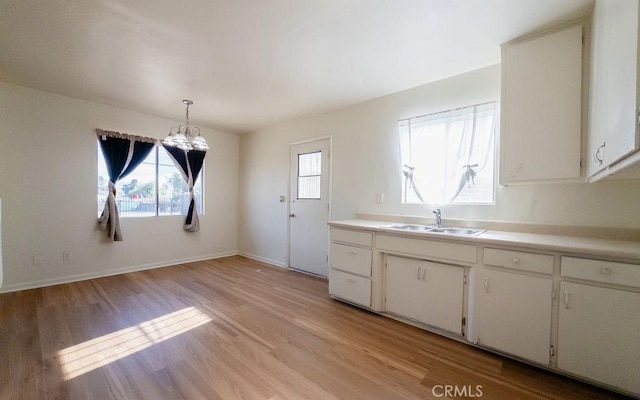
[
  {"left": 399, "top": 102, "right": 497, "bottom": 206},
  {"left": 97, "top": 144, "right": 203, "bottom": 217},
  {"left": 297, "top": 151, "right": 321, "bottom": 199}
]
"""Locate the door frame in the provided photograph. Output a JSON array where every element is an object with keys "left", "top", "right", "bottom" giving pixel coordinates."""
[{"left": 287, "top": 134, "right": 333, "bottom": 272}]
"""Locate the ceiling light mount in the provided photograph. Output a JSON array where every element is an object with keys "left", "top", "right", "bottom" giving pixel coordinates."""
[{"left": 163, "top": 99, "right": 209, "bottom": 151}]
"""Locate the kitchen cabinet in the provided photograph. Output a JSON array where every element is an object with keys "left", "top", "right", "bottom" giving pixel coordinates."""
[
  {"left": 385, "top": 255, "right": 464, "bottom": 335},
  {"left": 557, "top": 257, "right": 640, "bottom": 394},
  {"left": 500, "top": 24, "right": 583, "bottom": 183},
  {"left": 474, "top": 249, "right": 553, "bottom": 365},
  {"left": 328, "top": 228, "right": 373, "bottom": 308},
  {"left": 587, "top": 0, "right": 640, "bottom": 180},
  {"left": 328, "top": 219, "right": 640, "bottom": 395}
]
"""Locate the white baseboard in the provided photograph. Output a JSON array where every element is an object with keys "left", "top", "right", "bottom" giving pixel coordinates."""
[
  {"left": 237, "top": 252, "right": 287, "bottom": 269},
  {"left": 0, "top": 251, "right": 238, "bottom": 294}
]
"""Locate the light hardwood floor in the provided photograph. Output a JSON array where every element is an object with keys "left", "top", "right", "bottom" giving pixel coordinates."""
[{"left": 0, "top": 256, "right": 632, "bottom": 400}]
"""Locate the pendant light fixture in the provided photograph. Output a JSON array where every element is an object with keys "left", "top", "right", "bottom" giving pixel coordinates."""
[{"left": 163, "top": 99, "right": 209, "bottom": 151}]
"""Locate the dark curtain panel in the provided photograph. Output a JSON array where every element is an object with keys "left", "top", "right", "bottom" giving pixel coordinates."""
[
  {"left": 163, "top": 144, "right": 206, "bottom": 232},
  {"left": 97, "top": 129, "right": 156, "bottom": 241}
]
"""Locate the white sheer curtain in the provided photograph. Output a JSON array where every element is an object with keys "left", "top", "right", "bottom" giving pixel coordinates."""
[{"left": 399, "top": 102, "right": 497, "bottom": 207}]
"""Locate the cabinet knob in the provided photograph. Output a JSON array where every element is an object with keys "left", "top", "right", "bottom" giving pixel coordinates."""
[
  {"left": 600, "top": 267, "right": 612, "bottom": 275},
  {"left": 511, "top": 258, "right": 520, "bottom": 264}
]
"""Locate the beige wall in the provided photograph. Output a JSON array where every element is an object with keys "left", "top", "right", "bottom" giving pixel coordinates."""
[
  {"left": 239, "top": 64, "right": 640, "bottom": 266},
  {"left": 0, "top": 82, "right": 239, "bottom": 291}
]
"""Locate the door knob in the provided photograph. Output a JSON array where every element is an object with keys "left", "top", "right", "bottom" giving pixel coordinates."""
[{"left": 289, "top": 213, "right": 295, "bottom": 218}]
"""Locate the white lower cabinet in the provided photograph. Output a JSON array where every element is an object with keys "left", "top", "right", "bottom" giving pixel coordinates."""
[
  {"left": 329, "top": 228, "right": 373, "bottom": 308},
  {"left": 385, "top": 256, "right": 464, "bottom": 335},
  {"left": 329, "top": 269, "right": 371, "bottom": 307},
  {"left": 474, "top": 268, "right": 552, "bottom": 365},
  {"left": 557, "top": 282, "right": 640, "bottom": 394}
]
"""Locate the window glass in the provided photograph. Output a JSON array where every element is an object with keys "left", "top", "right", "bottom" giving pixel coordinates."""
[
  {"left": 399, "top": 102, "right": 497, "bottom": 206},
  {"left": 297, "top": 152, "right": 321, "bottom": 199},
  {"left": 98, "top": 144, "right": 203, "bottom": 217}
]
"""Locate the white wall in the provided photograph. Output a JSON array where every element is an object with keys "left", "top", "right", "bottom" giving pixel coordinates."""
[
  {"left": 0, "top": 82, "right": 239, "bottom": 292},
  {"left": 239, "top": 64, "right": 640, "bottom": 266}
]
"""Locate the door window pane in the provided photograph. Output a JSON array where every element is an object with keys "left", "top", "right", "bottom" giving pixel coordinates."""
[{"left": 297, "top": 152, "right": 321, "bottom": 199}]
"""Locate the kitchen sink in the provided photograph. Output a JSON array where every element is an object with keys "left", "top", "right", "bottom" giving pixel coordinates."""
[
  {"left": 385, "top": 224, "right": 485, "bottom": 236},
  {"left": 426, "top": 227, "right": 485, "bottom": 236},
  {"left": 386, "top": 224, "right": 432, "bottom": 231}
]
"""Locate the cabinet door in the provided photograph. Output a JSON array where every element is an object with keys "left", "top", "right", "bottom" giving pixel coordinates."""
[
  {"left": 475, "top": 269, "right": 552, "bottom": 365},
  {"left": 557, "top": 282, "right": 640, "bottom": 394},
  {"left": 501, "top": 25, "right": 583, "bottom": 183},
  {"left": 588, "top": 0, "right": 640, "bottom": 176},
  {"left": 385, "top": 256, "right": 424, "bottom": 321},
  {"left": 420, "top": 261, "right": 464, "bottom": 335},
  {"left": 385, "top": 256, "right": 464, "bottom": 334}
]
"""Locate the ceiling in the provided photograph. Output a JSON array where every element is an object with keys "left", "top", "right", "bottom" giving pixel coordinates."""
[{"left": 0, "top": 0, "right": 594, "bottom": 134}]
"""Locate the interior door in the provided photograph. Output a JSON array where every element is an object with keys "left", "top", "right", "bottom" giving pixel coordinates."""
[{"left": 289, "top": 139, "right": 330, "bottom": 276}]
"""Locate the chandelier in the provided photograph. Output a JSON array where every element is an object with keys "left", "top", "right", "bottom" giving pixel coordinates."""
[{"left": 163, "top": 99, "right": 209, "bottom": 151}]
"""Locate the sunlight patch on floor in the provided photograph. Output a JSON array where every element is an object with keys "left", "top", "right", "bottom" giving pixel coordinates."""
[{"left": 57, "top": 306, "right": 212, "bottom": 380}]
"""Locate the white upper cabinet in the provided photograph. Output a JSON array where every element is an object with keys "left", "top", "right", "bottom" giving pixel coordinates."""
[
  {"left": 587, "top": 0, "right": 640, "bottom": 180},
  {"left": 500, "top": 25, "right": 583, "bottom": 184}
]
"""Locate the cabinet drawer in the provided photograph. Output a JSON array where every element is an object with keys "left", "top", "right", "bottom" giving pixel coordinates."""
[
  {"left": 331, "top": 243, "right": 372, "bottom": 276},
  {"left": 484, "top": 248, "right": 554, "bottom": 275},
  {"left": 331, "top": 228, "right": 372, "bottom": 247},
  {"left": 329, "top": 269, "right": 371, "bottom": 307},
  {"left": 376, "top": 235, "right": 476, "bottom": 264},
  {"left": 561, "top": 257, "right": 640, "bottom": 288}
]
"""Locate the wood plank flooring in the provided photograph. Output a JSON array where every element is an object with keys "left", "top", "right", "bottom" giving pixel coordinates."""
[{"left": 0, "top": 256, "right": 632, "bottom": 400}]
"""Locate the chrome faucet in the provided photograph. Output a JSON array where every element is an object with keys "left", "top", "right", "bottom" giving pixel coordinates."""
[{"left": 433, "top": 208, "right": 442, "bottom": 228}]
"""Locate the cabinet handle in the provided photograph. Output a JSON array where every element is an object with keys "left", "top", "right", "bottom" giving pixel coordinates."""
[
  {"left": 600, "top": 267, "right": 611, "bottom": 275},
  {"left": 593, "top": 142, "right": 606, "bottom": 166},
  {"left": 416, "top": 267, "right": 420, "bottom": 279},
  {"left": 346, "top": 278, "right": 356, "bottom": 284},
  {"left": 346, "top": 250, "right": 357, "bottom": 256},
  {"left": 422, "top": 268, "right": 427, "bottom": 281},
  {"left": 511, "top": 258, "right": 520, "bottom": 264},
  {"left": 563, "top": 291, "right": 570, "bottom": 309},
  {"left": 484, "top": 278, "right": 489, "bottom": 293}
]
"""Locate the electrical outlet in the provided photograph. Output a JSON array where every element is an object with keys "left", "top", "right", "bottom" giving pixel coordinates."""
[{"left": 63, "top": 251, "right": 71, "bottom": 261}]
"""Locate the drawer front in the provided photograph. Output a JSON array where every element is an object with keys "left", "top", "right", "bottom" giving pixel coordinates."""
[
  {"left": 331, "top": 228, "right": 372, "bottom": 247},
  {"left": 331, "top": 243, "right": 372, "bottom": 276},
  {"left": 484, "top": 248, "right": 554, "bottom": 275},
  {"left": 376, "top": 235, "right": 477, "bottom": 264},
  {"left": 329, "top": 269, "right": 371, "bottom": 307},
  {"left": 562, "top": 257, "right": 640, "bottom": 288}
]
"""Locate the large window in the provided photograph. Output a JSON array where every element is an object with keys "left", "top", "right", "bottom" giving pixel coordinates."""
[
  {"left": 399, "top": 102, "right": 497, "bottom": 206},
  {"left": 97, "top": 144, "right": 203, "bottom": 217}
]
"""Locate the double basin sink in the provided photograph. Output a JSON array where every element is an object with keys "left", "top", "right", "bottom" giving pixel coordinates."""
[{"left": 385, "top": 224, "right": 485, "bottom": 236}]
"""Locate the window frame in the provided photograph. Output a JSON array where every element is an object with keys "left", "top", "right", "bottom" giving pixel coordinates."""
[
  {"left": 399, "top": 102, "right": 498, "bottom": 206},
  {"left": 97, "top": 142, "right": 204, "bottom": 218}
]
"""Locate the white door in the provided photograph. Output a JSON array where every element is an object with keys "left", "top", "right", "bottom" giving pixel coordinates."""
[
  {"left": 557, "top": 282, "right": 640, "bottom": 394},
  {"left": 289, "top": 139, "right": 330, "bottom": 276},
  {"left": 474, "top": 269, "right": 552, "bottom": 365},
  {"left": 419, "top": 261, "right": 464, "bottom": 335}
]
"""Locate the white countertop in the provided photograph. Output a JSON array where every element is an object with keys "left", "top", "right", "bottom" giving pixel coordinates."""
[{"left": 329, "top": 219, "right": 640, "bottom": 261}]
